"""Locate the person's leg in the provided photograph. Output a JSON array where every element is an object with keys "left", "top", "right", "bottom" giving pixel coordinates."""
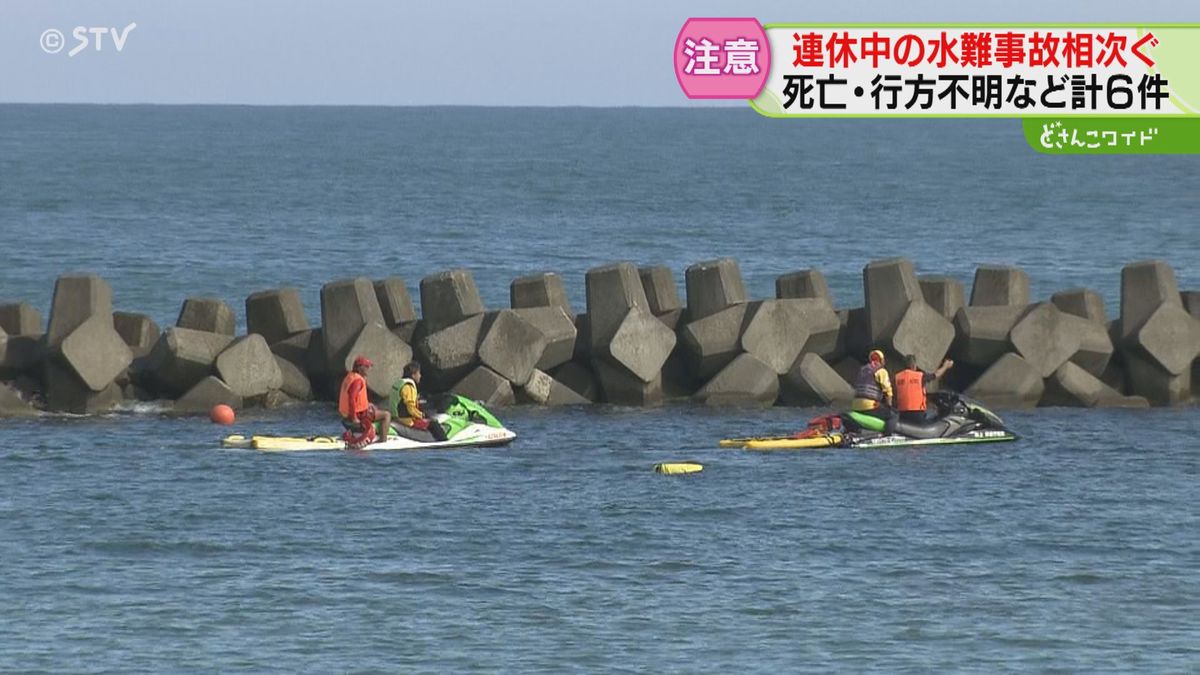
[{"left": 373, "top": 408, "right": 391, "bottom": 441}]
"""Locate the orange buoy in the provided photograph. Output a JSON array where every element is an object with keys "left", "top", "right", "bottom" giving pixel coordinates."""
[{"left": 210, "top": 404, "right": 236, "bottom": 425}]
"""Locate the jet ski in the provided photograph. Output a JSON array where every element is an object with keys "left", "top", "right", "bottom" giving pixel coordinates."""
[
  {"left": 722, "top": 391, "right": 1017, "bottom": 450},
  {"left": 222, "top": 394, "right": 516, "bottom": 452}
]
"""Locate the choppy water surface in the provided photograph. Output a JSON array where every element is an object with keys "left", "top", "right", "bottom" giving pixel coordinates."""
[{"left": 1, "top": 405, "right": 1198, "bottom": 671}]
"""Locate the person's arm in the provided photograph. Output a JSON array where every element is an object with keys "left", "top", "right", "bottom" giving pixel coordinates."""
[
  {"left": 876, "top": 369, "right": 893, "bottom": 405},
  {"left": 933, "top": 358, "right": 954, "bottom": 381},
  {"left": 401, "top": 383, "right": 424, "bottom": 420}
]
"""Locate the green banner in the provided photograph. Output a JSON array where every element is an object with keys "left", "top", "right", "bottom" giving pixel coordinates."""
[{"left": 1022, "top": 117, "right": 1200, "bottom": 154}]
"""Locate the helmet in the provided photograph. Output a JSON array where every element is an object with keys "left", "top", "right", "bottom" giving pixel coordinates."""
[
  {"left": 868, "top": 349, "right": 885, "bottom": 365},
  {"left": 353, "top": 355, "right": 374, "bottom": 369}
]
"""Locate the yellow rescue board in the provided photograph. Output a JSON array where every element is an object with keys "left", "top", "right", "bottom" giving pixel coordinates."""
[
  {"left": 251, "top": 436, "right": 343, "bottom": 452},
  {"left": 743, "top": 433, "right": 843, "bottom": 450},
  {"left": 654, "top": 462, "right": 704, "bottom": 475},
  {"left": 719, "top": 436, "right": 797, "bottom": 448}
]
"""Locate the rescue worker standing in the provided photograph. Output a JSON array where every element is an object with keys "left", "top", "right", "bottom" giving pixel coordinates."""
[
  {"left": 338, "top": 355, "right": 391, "bottom": 447},
  {"left": 895, "top": 354, "right": 955, "bottom": 423},
  {"left": 852, "top": 349, "right": 896, "bottom": 430}
]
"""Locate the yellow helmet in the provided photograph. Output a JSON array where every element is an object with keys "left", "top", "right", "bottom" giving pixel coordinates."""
[{"left": 868, "top": 349, "right": 885, "bottom": 365}]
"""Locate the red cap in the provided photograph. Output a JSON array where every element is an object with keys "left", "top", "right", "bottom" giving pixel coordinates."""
[{"left": 353, "top": 356, "right": 373, "bottom": 369}]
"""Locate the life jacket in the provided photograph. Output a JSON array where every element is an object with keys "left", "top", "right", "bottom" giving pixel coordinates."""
[
  {"left": 338, "top": 372, "right": 369, "bottom": 419},
  {"left": 895, "top": 368, "right": 926, "bottom": 412},
  {"left": 389, "top": 377, "right": 417, "bottom": 422},
  {"left": 853, "top": 363, "right": 883, "bottom": 403}
]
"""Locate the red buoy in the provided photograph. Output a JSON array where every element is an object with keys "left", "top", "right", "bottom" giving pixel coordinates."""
[{"left": 210, "top": 404, "right": 236, "bottom": 425}]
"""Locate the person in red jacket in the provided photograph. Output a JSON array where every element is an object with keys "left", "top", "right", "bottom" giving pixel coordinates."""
[{"left": 338, "top": 356, "right": 391, "bottom": 448}]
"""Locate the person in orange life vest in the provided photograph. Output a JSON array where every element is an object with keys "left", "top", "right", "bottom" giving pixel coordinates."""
[
  {"left": 852, "top": 349, "right": 896, "bottom": 430},
  {"left": 390, "top": 361, "right": 447, "bottom": 442},
  {"left": 338, "top": 355, "right": 391, "bottom": 446},
  {"left": 895, "top": 354, "right": 955, "bottom": 423}
]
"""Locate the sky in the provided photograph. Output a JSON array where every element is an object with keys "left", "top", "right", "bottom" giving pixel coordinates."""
[{"left": 0, "top": 1, "right": 1194, "bottom": 106}]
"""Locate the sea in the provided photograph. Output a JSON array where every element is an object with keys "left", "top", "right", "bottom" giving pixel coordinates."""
[{"left": 0, "top": 105, "right": 1198, "bottom": 671}]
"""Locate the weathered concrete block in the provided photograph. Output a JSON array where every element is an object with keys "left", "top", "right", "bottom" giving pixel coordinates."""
[
  {"left": 653, "top": 308, "right": 684, "bottom": 331},
  {"left": 57, "top": 314, "right": 133, "bottom": 392},
  {"left": 739, "top": 299, "right": 836, "bottom": 375},
  {"left": 174, "top": 376, "right": 243, "bottom": 414},
  {"left": 339, "top": 323, "right": 413, "bottom": 399},
  {"left": 585, "top": 262, "right": 650, "bottom": 348},
  {"left": 592, "top": 358, "right": 664, "bottom": 406},
  {"left": 43, "top": 359, "right": 123, "bottom": 414},
  {"left": 1100, "top": 359, "right": 1128, "bottom": 394},
  {"left": 549, "top": 361, "right": 600, "bottom": 402},
  {"left": 685, "top": 258, "right": 748, "bottom": 322},
  {"left": 970, "top": 265, "right": 1030, "bottom": 307},
  {"left": 0, "top": 334, "right": 42, "bottom": 377},
  {"left": 451, "top": 366, "right": 515, "bottom": 407},
  {"left": 321, "top": 277, "right": 386, "bottom": 369},
  {"left": 919, "top": 276, "right": 965, "bottom": 321},
  {"left": 416, "top": 314, "right": 484, "bottom": 390},
  {"left": 1041, "top": 361, "right": 1129, "bottom": 408},
  {"left": 146, "top": 327, "right": 234, "bottom": 398},
  {"left": 1119, "top": 260, "right": 1181, "bottom": 340},
  {"left": 270, "top": 328, "right": 318, "bottom": 371},
  {"left": 1123, "top": 350, "right": 1191, "bottom": 406},
  {"left": 1052, "top": 288, "right": 1107, "bottom": 323},
  {"left": 781, "top": 353, "right": 854, "bottom": 407},
  {"left": 1062, "top": 314, "right": 1114, "bottom": 376},
  {"left": 639, "top": 265, "right": 682, "bottom": 317},
  {"left": 964, "top": 353, "right": 1045, "bottom": 409},
  {"left": 46, "top": 274, "right": 113, "bottom": 347},
  {"left": 374, "top": 277, "right": 417, "bottom": 328},
  {"left": 519, "top": 368, "right": 592, "bottom": 406},
  {"left": 392, "top": 322, "right": 418, "bottom": 345},
  {"left": 0, "top": 303, "right": 42, "bottom": 336},
  {"left": 0, "top": 382, "right": 38, "bottom": 417},
  {"left": 245, "top": 287, "right": 309, "bottom": 344},
  {"left": 573, "top": 313, "right": 591, "bottom": 361},
  {"left": 890, "top": 301, "right": 956, "bottom": 373},
  {"left": 831, "top": 356, "right": 863, "bottom": 386},
  {"left": 511, "top": 272, "right": 572, "bottom": 315},
  {"left": 842, "top": 307, "right": 872, "bottom": 363},
  {"left": 1128, "top": 303, "right": 1200, "bottom": 376},
  {"left": 680, "top": 304, "right": 747, "bottom": 380},
  {"left": 695, "top": 353, "right": 779, "bottom": 407},
  {"left": 113, "top": 311, "right": 160, "bottom": 358},
  {"left": 600, "top": 308, "right": 676, "bottom": 383},
  {"left": 776, "top": 269, "right": 834, "bottom": 307},
  {"left": 215, "top": 334, "right": 284, "bottom": 399},
  {"left": 662, "top": 352, "right": 697, "bottom": 399},
  {"left": 1009, "top": 303, "right": 1082, "bottom": 378},
  {"left": 420, "top": 269, "right": 485, "bottom": 334},
  {"left": 478, "top": 310, "right": 547, "bottom": 387},
  {"left": 863, "top": 258, "right": 922, "bottom": 342},
  {"left": 1183, "top": 291, "right": 1200, "bottom": 319},
  {"left": 513, "top": 306, "right": 577, "bottom": 371},
  {"left": 274, "top": 355, "right": 313, "bottom": 401},
  {"left": 953, "top": 305, "right": 1025, "bottom": 367},
  {"left": 177, "top": 298, "right": 236, "bottom": 336}
]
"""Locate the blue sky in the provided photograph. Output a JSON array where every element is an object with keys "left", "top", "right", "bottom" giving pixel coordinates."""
[{"left": 0, "top": 1, "right": 1193, "bottom": 105}]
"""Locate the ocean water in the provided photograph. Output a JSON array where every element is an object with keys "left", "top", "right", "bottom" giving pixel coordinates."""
[{"left": 1, "top": 106, "right": 1199, "bottom": 671}]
